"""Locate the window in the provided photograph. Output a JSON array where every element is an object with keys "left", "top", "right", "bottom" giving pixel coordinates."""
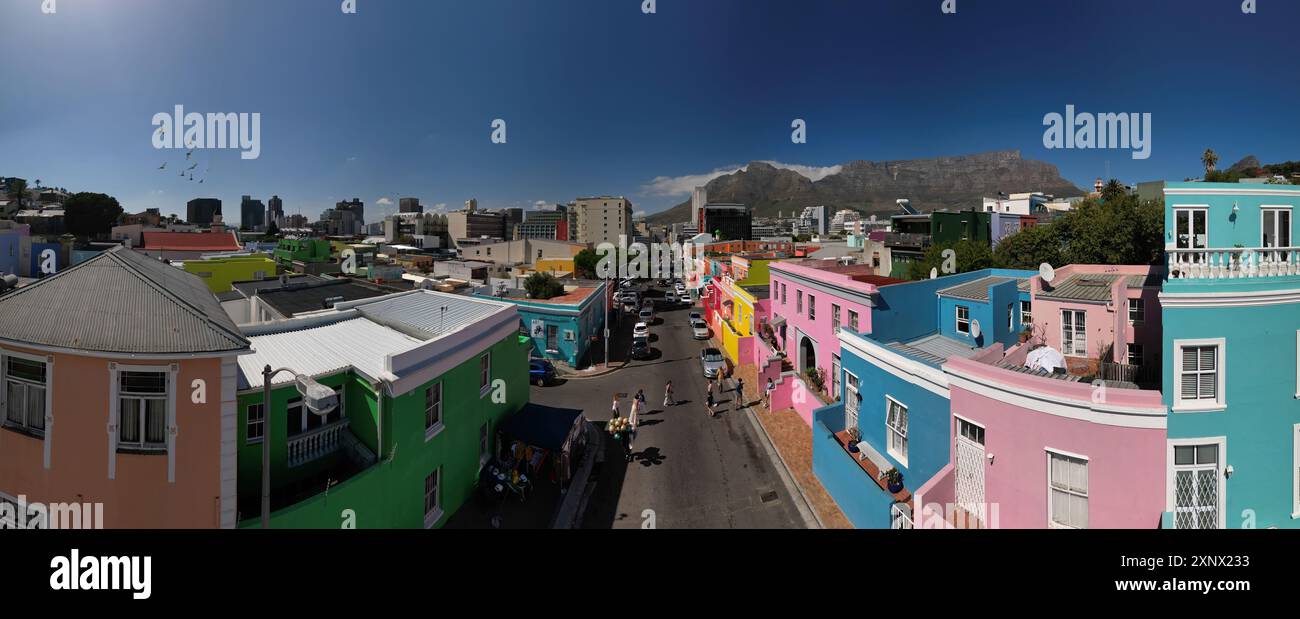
[
  {"left": 247, "top": 403, "right": 264, "bottom": 444},
  {"left": 1048, "top": 451, "right": 1089, "bottom": 529},
  {"left": 424, "top": 468, "right": 442, "bottom": 527},
  {"left": 1129, "top": 298, "right": 1145, "bottom": 325},
  {"left": 780, "top": 283, "right": 787, "bottom": 304},
  {"left": 118, "top": 371, "right": 167, "bottom": 451},
  {"left": 1173, "top": 207, "right": 1208, "bottom": 252},
  {"left": 843, "top": 372, "right": 860, "bottom": 432},
  {"left": 479, "top": 352, "right": 492, "bottom": 396},
  {"left": 1262, "top": 207, "right": 1292, "bottom": 249},
  {"left": 1128, "top": 344, "right": 1144, "bottom": 367},
  {"left": 3, "top": 355, "right": 47, "bottom": 434},
  {"left": 831, "top": 304, "right": 841, "bottom": 331},
  {"left": 1019, "top": 301, "right": 1032, "bottom": 327},
  {"left": 1172, "top": 442, "right": 1220, "bottom": 529},
  {"left": 1061, "top": 310, "right": 1086, "bottom": 356},
  {"left": 480, "top": 423, "right": 492, "bottom": 464},
  {"left": 1007, "top": 303, "right": 1014, "bottom": 330},
  {"left": 955, "top": 306, "right": 970, "bottom": 335},
  {"left": 796, "top": 291, "right": 803, "bottom": 313},
  {"left": 957, "top": 417, "right": 984, "bottom": 445},
  {"left": 1176, "top": 342, "right": 1222, "bottom": 408},
  {"left": 425, "top": 382, "right": 443, "bottom": 435},
  {"left": 808, "top": 295, "right": 816, "bottom": 321},
  {"left": 848, "top": 310, "right": 859, "bottom": 332},
  {"left": 885, "top": 397, "right": 908, "bottom": 465}
]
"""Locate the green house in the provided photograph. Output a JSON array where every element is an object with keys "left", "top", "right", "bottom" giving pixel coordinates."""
[
  {"left": 234, "top": 290, "right": 529, "bottom": 528},
  {"left": 273, "top": 238, "right": 333, "bottom": 267},
  {"left": 930, "top": 209, "right": 992, "bottom": 246}
]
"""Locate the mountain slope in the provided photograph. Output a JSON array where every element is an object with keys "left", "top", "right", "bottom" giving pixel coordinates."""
[{"left": 646, "top": 150, "right": 1082, "bottom": 223}]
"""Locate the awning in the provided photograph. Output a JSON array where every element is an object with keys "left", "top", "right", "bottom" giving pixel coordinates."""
[
  {"left": 769, "top": 315, "right": 787, "bottom": 329},
  {"left": 501, "top": 403, "right": 584, "bottom": 452}
]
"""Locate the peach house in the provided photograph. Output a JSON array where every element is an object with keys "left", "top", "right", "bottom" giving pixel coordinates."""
[{"left": 0, "top": 247, "right": 249, "bottom": 528}]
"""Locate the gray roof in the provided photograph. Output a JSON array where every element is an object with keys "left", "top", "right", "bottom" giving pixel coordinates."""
[
  {"left": 348, "top": 290, "right": 516, "bottom": 339},
  {"left": 937, "top": 276, "right": 1026, "bottom": 302},
  {"left": 237, "top": 315, "right": 424, "bottom": 389},
  {"left": 1037, "top": 273, "right": 1121, "bottom": 303},
  {"left": 0, "top": 246, "right": 249, "bottom": 355},
  {"left": 1126, "top": 272, "right": 1162, "bottom": 289},
  {"left": 885, "top": 333, "right": 978, "bottom": 367},
  {"left": 230, "top": 274, "right": 328, "bottom": 298}
]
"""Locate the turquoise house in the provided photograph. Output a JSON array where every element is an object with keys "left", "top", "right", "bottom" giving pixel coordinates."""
[
  {"left": 475, "top": 281, "right": 608, "bottom": 368},
  {"left": 1160, "top": 182, "right": 1300, "bottom": 529}
]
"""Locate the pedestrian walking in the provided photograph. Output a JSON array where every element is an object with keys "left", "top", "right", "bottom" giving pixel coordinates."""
[
  {"left": 706, "top": 390, "right": 716, "bottom": 418},
  {"left": 627, "top": 397, "right": 641, "bottom": 459},
  {"left": 664, "top": 381, "right": 675, "bottom": 407},
  {"left": 635, "top": 388, "right": 646, "bottom": 408},
  {"left": 735, "top": 377, "right": 745, "bottom": 411},
  {"left": 611, "top": 394, "right": 620, "bottom": 418},
  {"left": 764, "top": 378, "right": 775, "bottom": 410}
]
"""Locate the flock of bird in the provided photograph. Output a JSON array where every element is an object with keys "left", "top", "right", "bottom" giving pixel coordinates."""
[{"left": 157, "top": 149, "right": 209, "bottom": 183}]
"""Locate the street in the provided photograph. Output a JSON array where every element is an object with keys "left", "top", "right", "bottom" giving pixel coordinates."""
[{"left": 530, "top": 282, "right": 811, "bottom": 529}]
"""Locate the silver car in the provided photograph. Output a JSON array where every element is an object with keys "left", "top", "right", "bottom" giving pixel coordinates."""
[
  {"left": 691, "top": 320, "right": 709, "bottom": 340},
  {"left": 700, "top": 348, "right": 725, "bottom": 378}
]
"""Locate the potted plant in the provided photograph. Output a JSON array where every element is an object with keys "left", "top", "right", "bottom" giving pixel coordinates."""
[
  {"left": 884, "top": 467, "right": 904, "bottom": 494},
  {"left": 1019, "top": 324, "right": 1033, "bottom": 344},
  {"left": 846, "top": 426, "right": 861, "bottom": 452}
]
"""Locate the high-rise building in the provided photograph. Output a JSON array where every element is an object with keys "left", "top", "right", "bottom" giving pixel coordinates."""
[
  {"left": 399, "top": 197, "right": 423, "bottom": 214},
  {"left": 700, "top": 203, "right": 752, "bottom": 241},
  {"left": 519, "top": 204, "right": 572, "bottom": 240},
  {"left": 446, "top": 209, "right": 506, "bottom": 245},
  {"left": 691, "top": 186, "right": 708, "bottom": 227},
  {"left": 573, "top": 196, "right": 633, "bottom": 246},
  {"left": 267, "top": 195, "right": 284, "bottom": 226},
  {"left": 336, "top": 198, "right": 365, "bottom": 226},
  {"left": 240, "top": 195, "right": 266, "bottom": 231},
  {"left": 187, "top": 198, "right": 222, "bottom": 225}
]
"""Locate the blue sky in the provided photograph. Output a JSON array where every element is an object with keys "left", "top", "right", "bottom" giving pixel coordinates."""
[{"left": 1, "top": 0, "right": 1298, "bottom": 225}]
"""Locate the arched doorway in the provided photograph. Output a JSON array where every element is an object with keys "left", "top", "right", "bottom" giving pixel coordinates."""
[{"left": 799, "top": 335, "right": 817, "bottom": 376}]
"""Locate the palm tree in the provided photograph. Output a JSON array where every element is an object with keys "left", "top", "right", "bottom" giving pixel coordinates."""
[
  {"left": 7, "top": 178, "right": 26, "bottom": 209},
  {"left": 1202, "top": 148, "right": 1219, "bottom": 174}
]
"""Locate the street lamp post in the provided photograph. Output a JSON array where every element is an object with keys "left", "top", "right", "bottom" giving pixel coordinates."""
[{"left": 261, "top": 365, "right": 339, "bottom": 529}]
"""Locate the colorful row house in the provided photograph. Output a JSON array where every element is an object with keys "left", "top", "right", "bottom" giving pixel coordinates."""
[
  {"left": 235, "top": 289, "right": 530, "bottom": 528},
  {"left": 1160, "top": 182, "right": 1300, "bottom": 529},
  {"left": 812, "top": 266, "right": 1169, "bottom": 528}
]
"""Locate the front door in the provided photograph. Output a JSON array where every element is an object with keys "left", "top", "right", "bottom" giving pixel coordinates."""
[
  {"left": 843, "top": 372, "right": 859, "bottom": 433},
  {"left": 546, "top": 325, "right": 559, "bottom": 351},
  {"left": 954, "top": 418, "right": 986, "bottom": 527}
]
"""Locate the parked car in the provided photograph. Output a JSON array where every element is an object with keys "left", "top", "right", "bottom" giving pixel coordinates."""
[
  {"left": 529, "top": 359, "right": 557, "bottom": 386},
  {"left": 633, "top": 322, "right": 650, "bottom": 338},
  {"left": 630, "top": 336, "right": 652, "bottom": 360},
  {"left": 688, "top": 311, "right": 702, "bottom": 322},
  {"left": 665, "top": 292, "right": 678, "bottom": 305},
  {"left": 657, "top": 279, "right": 670, "bottom": 287},
  {"left": 639, "top": 307, "right": 654, "bottom": 323},
  {"left": 691, "top": 320, "right": 709, "bottom": 340},
  {"left": 700, "top": 348, "right": 726, "bottom": 378}
]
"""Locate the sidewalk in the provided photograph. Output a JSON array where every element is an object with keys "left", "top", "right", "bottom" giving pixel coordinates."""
[{"left": 731, "top": 362, "right": 853, "bottom": 529}]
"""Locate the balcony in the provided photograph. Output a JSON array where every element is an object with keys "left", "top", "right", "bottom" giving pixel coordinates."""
[
  {"left": 288, "top": 418, "right": 350, "bottom": 468},
  {"left": 890, "top": 503, "right": 914, "bottom": 529},
  {"left": 1167, "top": 247, "right": 1300, "bottom": 280},
  {"left": 883, "top": 232, "right": 931, "bottom": 251}
]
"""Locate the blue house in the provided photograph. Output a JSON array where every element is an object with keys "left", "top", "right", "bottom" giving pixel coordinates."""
[
  {"left": 1159, "top": 182, "right": 1300, "bottom": 529},
  {"left": 812, "top": 268, "right": 1033, "bottom": 528},
  {"left": 475, "top": 281, "right": 608, "bottom": 368}
]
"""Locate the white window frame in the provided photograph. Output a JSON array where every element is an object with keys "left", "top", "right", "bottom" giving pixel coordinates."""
[
  {"left": 955, "top": 305, "right": 970, "bottom": 335},
  {"left": 1293, "top": 423, "right": 1300, "bottom": 519},
  {"left": 1061, "top": 309, "right": 1086, "bottom": 356},
  {"left": 885, "top": 395, "right": 909, "bottom": 467},
  {"left": 478, "top": 352, "right": 492, "bottom": 398},
  {"left": 1020, "top": 300, "right": 1031, "bottom": 326},
  {"left": 831, "top": 304, "right": 841, "bottom": 331},
  {"left": 115, "top": 369, "right": 170, "bottom": 452},
  {"left": 796, "top": 290, "right": 803, "bottom": 314},
  {"left": 808, "top": 294, "right": 816, "bottom": 321},
  {"left": 424, "top": 381, "right": 444, "bottom": 441},
  {"left": 843, "top": 371, "right": 860, "bottom": 433},
  {"left": 848, "top": 309, "right": 859, "bottom": 332},
  {"left": 1172, "top": 205, "right": 1209, "bottom": 251},
  {"left": 1, "top": 349, "right": 51, "bottom": 437},
  {"left": 1166, "top": 437, "right": 1226, "bottom": 530},
  {"left": 1046, "top": 448, "right": 1089, "bottom": 529},
  {"left": 1260, "top": 205, "right": 1293, "bottom": 249},
  {"left": 424, "top": 467, "right": 443, "bottom": 529},
  {"left": 1172, "top": 338, "right": 1226, "bottom": 412},
  {"left": 1128, "top": 298, "right": 1144, "bottom": 325},
  {"left": 1007, "top": 303, "right": 1014, "bottom": 331},
  {"left": 247, "top": 403, "right": 264, "bottom": 445}
]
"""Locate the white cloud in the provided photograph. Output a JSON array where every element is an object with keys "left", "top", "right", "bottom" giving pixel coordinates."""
[
  {"left": 376, "top": 197, "right": 394, "bottom": 206},
  {"left": 431, "top": 203, "right": 448, "bottom": 213},
  {"left": 640, "top": 160, "right": 842, "bottom": 197},
  {"left": 533, "top": 200, "right": 548, "bottom": 208}
]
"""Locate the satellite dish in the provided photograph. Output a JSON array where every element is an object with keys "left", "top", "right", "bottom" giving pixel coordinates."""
[
  {"left": 971, "top": 320, "right": 982, "bottom": 339},
  {"left": 929, "top": 267, "right": 938, "bottom": 280},
  {"left": 1039, "top": 263, "right": 1056, "bottom": 284}
]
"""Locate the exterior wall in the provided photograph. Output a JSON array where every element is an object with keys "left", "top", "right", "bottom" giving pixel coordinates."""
[
  {"left": 1162, "top": 182, "right": 1299, "bottom": 251},
  {"left": 535, "top": 258, "right": 575, "bottom": 274},
  {"left": 0, "top": 345, "right": 230, "bottom": 528},
  {"left": 931, "top": 211, "right": 991, "bottom": 246},
  {"left": 769, "top": 261, "right": 880, "bottom": 381},
  {"left": 501, "top": 286, "right": 606, "bottom": 367},
  {"left": 1030, "top": 265, "right": 1163, "bottom": 364},
  {"left": 0, "top": 231, "right": 20, "bottom": 275},
  {"left": 937, "top": 284, "right": 1024, "bottom": 348},
  {"left": 183, "top": 255, "right": 277, "bottom": 293},
  {"left": 946, "top": 357, "right": 1166, "bottom": 528},
  {"left": 238, "top": 333, "right": 530, "bottom": 528},
  {"left": 812, "top": 403, "right": 896, "bottom": 528}
]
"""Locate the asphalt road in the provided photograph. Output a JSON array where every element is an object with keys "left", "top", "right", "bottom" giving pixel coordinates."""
[{"left": 529, "top": 283, "right": 811, "bottom": 529}]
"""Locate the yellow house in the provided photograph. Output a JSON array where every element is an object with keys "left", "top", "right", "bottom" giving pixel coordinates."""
[
  {"left": 182, "top": 254, "right": 278, "bottom": 292},
  {"left": 535, "top": 257, "right": 576, "bottom": 275}
]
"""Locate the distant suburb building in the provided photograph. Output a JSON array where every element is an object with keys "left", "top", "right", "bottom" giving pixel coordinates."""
[
  {"left": 573, "top": 196, "right": 632, "bottom": 246},
  {"left": 0, "top": 246, "right": 251, "bottom": 528},
  {"left": 138, "top": 230, "right": 243, "bottom": 261}
]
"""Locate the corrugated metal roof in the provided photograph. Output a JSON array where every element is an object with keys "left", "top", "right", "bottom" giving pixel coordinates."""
[
  {"left": 1037, "top": 273, "right": 1120, "bottom": 303},
  {"left": 0, "top": 246, "right": 249, "bottom": 354},
  {"left": 937, "top": 276, "right": 1025, "bottom": 302},
  {"left": 884, "top": 333, "right": 979, "bottom": 367},
  {"left": 237, "top": 316, "right": 424, "bottom": 389},
  {"left": 350, "top": 290, "right": 515, "bottom": 339},
  {"left": 1126, "top": 272, "right": 1162, "bottom": 289}
]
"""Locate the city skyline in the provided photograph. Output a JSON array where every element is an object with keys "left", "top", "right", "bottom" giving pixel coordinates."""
[{"left": 2, "top": 0, "right": 1299, "bottom": 225}]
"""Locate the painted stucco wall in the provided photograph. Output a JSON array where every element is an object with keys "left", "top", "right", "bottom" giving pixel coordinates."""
[
  {"left": 768, "top": 262, "right": 880, "bottom": 386},
  {"left": 0, "top": 345, "right": 229, "bottom": 528},
  {"left": 1029, "top": 265, "right": 1163, "bottom": 364},
  {"left": 0, "top": 231, "right": 19, "bottom": 275},
  {"left": 1162, "top": 182, "right": 1299, "bottom": 250},
  {"left": 812, "top": 403, "right": 895, "bottom": 528},
  {"left": 183, "top": 255, "right": 277, "bottom": 293}
]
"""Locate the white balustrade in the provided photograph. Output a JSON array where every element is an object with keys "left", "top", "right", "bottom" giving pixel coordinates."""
[{"left": 1167, "top": 247, "right": 1300, "bottom": 280}]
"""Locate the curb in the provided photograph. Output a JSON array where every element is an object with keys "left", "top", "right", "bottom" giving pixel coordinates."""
[{"left": 555, "top": 360, "right": 630, "bottom": 380}]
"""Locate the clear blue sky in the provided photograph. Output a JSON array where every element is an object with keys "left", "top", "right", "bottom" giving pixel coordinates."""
[{"left": 1, "top": 0, "right": 1297, "bottom": 225}]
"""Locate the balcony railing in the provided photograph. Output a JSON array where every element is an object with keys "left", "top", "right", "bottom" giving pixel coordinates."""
[
  {"left": 890, "top": 502, "right": 914, "bottom": 530},
  {"left": 883, "top": 232, "right": 931, "bottom": 250},
  {"left": 1167, "top": 247, "right": 1300, "bottom": 280},
  {"left": 288, "top": 418, "right": 350, "bottom": 468}
]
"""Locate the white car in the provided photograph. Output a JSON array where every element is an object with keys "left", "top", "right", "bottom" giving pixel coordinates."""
[
  {"left": 665, "top": 292, "right": 678, "bottom": 305},
  {"left": 691, "top": 320, "right": 709, "bottom": 339},
  {"left": 633, "top": 322, "right": 650, "bottom": 338},
  {"left": 639, "top": 307, "right": 654, "bottom": 323},
  {"left": 688, "top": 311, "right": 702, "bottom": 322}
]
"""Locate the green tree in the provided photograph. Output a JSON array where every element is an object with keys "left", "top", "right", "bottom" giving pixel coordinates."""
[
  {"left": 573, "top": 248, "right": 600, "bottom": 278},
  {"left": 6, "top": 178, "right": 27, "bottom": 208},
  {"left": 524, "top": 272, "right": 565, "bottom": 300},
  {"left": 1202, "top": 148, "right": 1219, "bottom": 174},
  {"left": 992, "top": 223, "right": 1063, "bottom": 269},
  {"left": 908, "top": 239, "right": 993, "bottom": 280},
  {"left": 63, "top": 192, "right": 124, "bottom": 239},
  {"left": 265, "top": 221, "right": 280, "bottom": 237},
  {"left": 992, "top": 192, "right": 1165, "bottom": 269}
]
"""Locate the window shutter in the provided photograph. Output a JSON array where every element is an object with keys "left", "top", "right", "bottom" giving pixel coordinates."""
[
  {"left": 1199, "top": 347, "right": 1216, "bottom": 371},
  {"left": 1181, "top": 347, "right": 1198, "bottom": 372}
]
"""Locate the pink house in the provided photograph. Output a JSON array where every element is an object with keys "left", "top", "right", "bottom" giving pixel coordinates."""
[
  {"left": 766, "top": 261, "right": 903, "bottom": 424},
  {"left": 1027, "top": 264, "right": 1163, "bottom": 378},
  {"left": 913, "top": 347, "right": 1167, "bottom": 529}
]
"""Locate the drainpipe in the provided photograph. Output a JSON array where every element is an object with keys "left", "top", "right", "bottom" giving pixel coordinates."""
[{"left": 376, "top": 380, "right": 386, "bottom": 462}]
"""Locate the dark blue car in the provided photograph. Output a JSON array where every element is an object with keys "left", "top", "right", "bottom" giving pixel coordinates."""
[{"left": 529, "top": 359, "right": 557, "bottom": 386}]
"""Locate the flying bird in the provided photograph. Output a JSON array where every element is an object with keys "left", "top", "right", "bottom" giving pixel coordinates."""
[
  {"left": 157, "top": 163, "right": 167, "bottom": 170},
  {"left": 187, "top": 163, "right": 197, "bottom": 171}
]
